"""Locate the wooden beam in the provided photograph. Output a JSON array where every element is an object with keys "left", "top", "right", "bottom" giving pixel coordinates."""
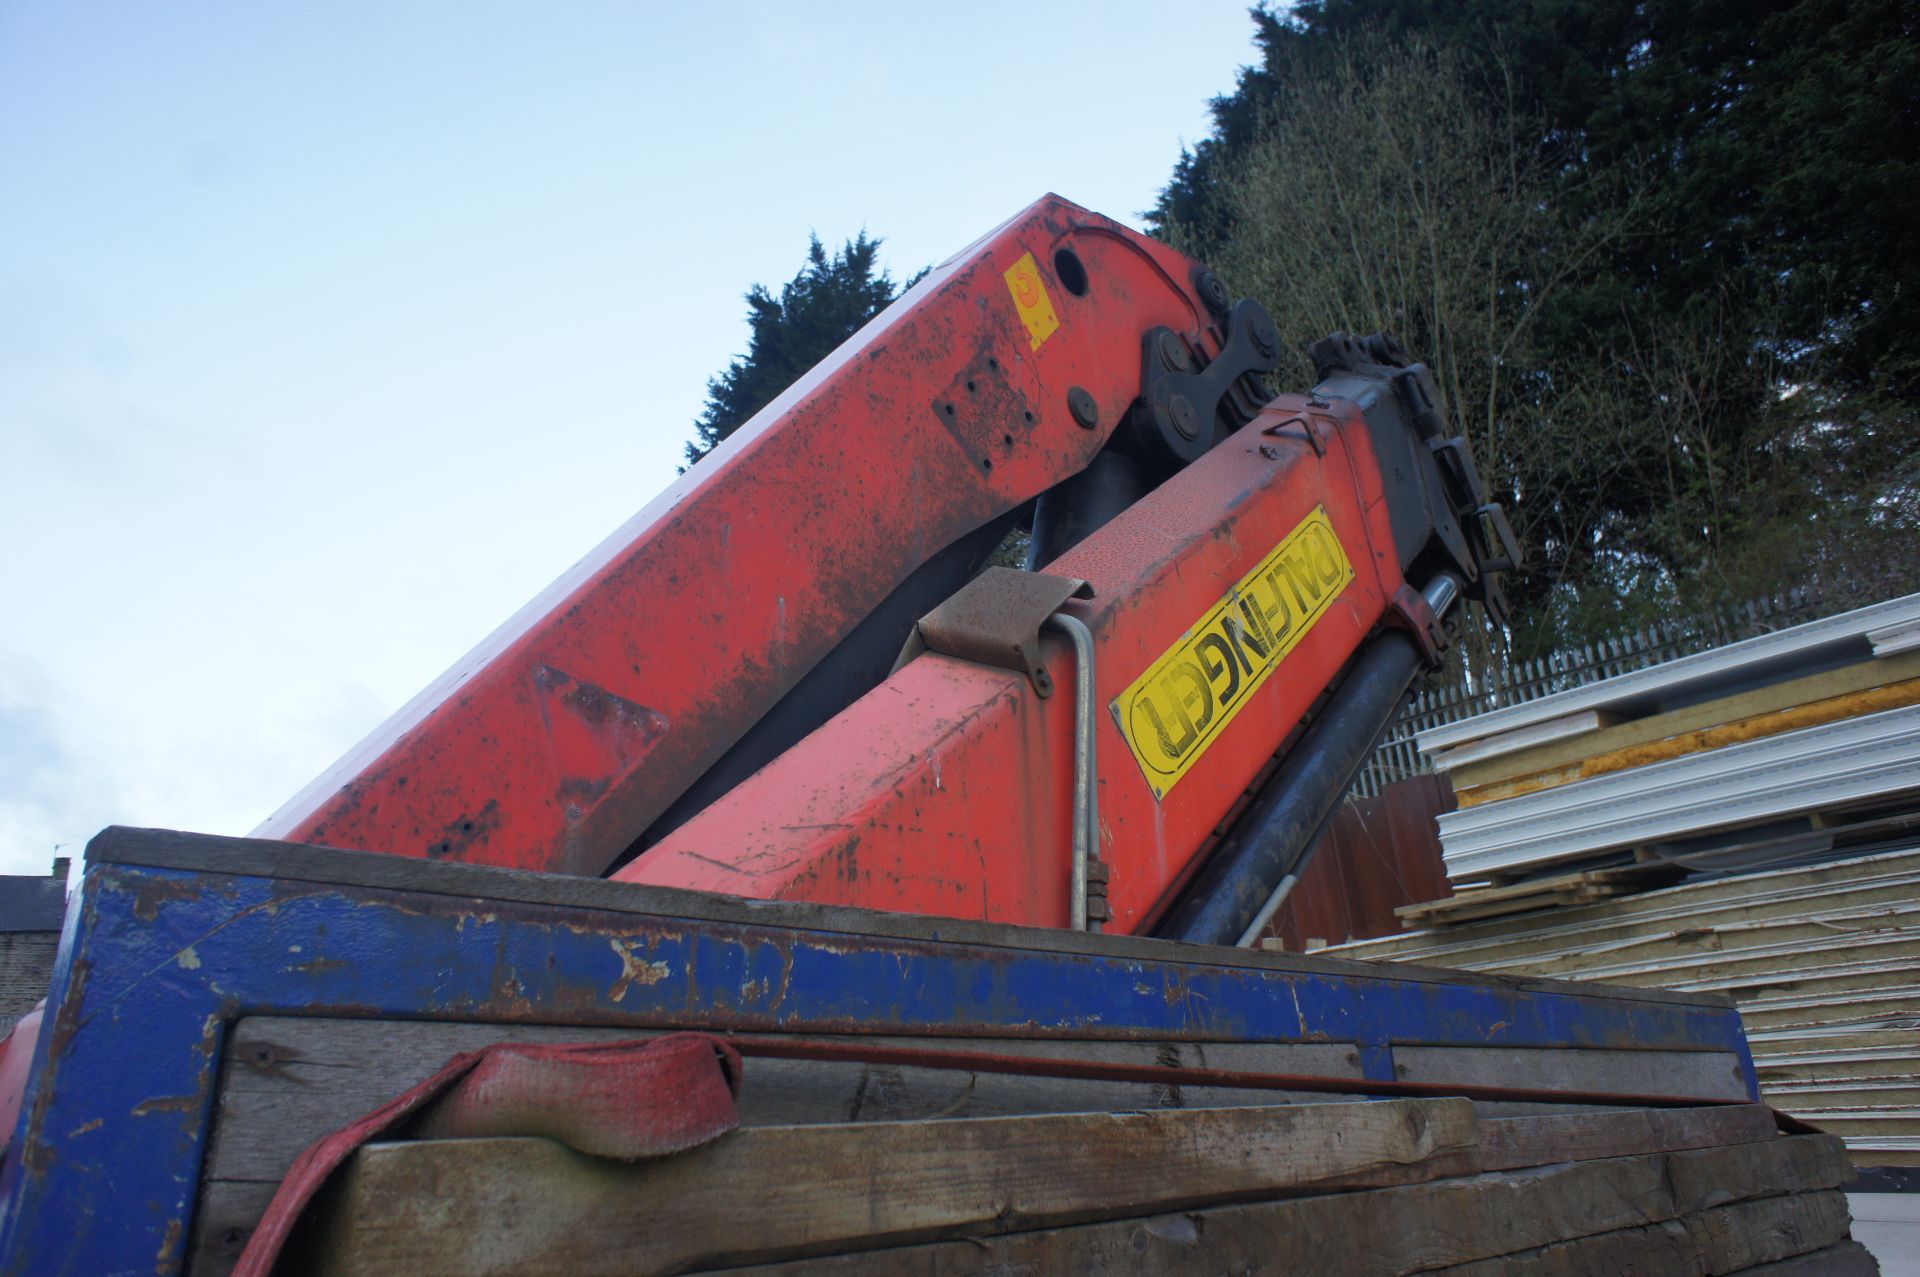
[
  {"left": 1421, "top": 1190, "right": 1852, "bottom": 1275},
  {"left": 300, "top": 1099, "right": 1479, "bottom": 1276},
  {"left": 712, "top": 1135, "right": 1852, "bottom": 1277},
  {"left": 1474, "top": 1104, "right": 1778, "bottom": 1170},
  {"left": 1716, "top": 1242, "right": 1881, "bottom": 1276}
]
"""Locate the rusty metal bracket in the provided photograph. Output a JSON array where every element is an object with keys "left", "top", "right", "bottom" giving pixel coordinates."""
[
  {"left": 893, "top": 567, "right": 1093, "bottom": 697},
  {"left": 1262, "top": 414, "right": 1328, "bottom": 457}
]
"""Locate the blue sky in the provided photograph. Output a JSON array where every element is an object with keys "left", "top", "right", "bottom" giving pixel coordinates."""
[{"left": 0, "top": 2, "right": 1263, "bottom": 876}]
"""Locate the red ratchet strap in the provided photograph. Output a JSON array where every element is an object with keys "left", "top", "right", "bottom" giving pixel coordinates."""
[{"left": 231, "top": 1033, "right": 741, "bottom": 1277}]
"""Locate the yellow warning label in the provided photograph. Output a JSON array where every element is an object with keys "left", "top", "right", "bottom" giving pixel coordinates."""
[
  {"left": 1112, "top": 506, "right": 1355, "bottom": 799},
  {"left": 1003, "top": 252, "right": 1060, "bottom": 351}
]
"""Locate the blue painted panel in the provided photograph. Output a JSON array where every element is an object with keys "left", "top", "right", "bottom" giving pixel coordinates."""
[{"left": 0, "top": 854, "right": 1756, "bottom": 1277}]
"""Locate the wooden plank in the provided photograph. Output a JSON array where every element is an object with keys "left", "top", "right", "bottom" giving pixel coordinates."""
[
  {"left": 1720, "top": 1242, "right": 1880, "bottom": 1276},
  {"left": 1680, "top": 1191, "right": 1855, "bottom": 1274},
  {"left": 1416, "top": 1218, "right": 1700, "bottom": 1277},
  {"left": 200, "top": 1017, "right": 1363, "bottom": 1185},
  {"left": 1394, "top": 865, "right": 1688, "bottom": 928},
  {"left": 301, "top": 1099, "right": 1479, "bottom": 1276},
  {"left": 1444, "top": 652, "right": 1920, "bottom": 791},
  {"left": 1396, "top": 864, "right": 1669, "bottom": 917},
  {"left": 1391, "top": 1045, "right": 1752, "bottom": 1101},
  {"left": 1474, "top": 1104, "right": 1779, "bottom": 1170},
  {"left": 1420, "top": 1190, "right": 1853, "bottom": 1276},
  {"left": 712, "top": 1135, "right": 1850, "bottom": 1277},
  {"left": 187, "top": 1180, "right": 274, "bottom": 1277},
  {"left": 1662, "top": 1133, "right": 1854, "bottom": 1209}
]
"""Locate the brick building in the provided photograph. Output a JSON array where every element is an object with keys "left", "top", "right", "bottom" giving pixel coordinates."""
[{"left": 0, "top": 859, "right": 69, "bottom": 1033}]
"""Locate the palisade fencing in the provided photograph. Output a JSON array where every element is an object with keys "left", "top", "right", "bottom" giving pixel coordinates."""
[{"left": 1351, "top": 586, "right": 1831, "bottom": 798}]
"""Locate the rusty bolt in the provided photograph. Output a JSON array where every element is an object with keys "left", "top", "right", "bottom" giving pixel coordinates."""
[{"left": 1067, "top": 386, "right": 1099, "bottom": 429}]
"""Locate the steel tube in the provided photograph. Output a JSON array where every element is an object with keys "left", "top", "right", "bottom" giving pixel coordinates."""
[
  {"left": 1045, "top": 613, "right": 1098, "bottom": 931},
  {"left": 1233, "top": 872, "right": 1298, "bottom": 948}
]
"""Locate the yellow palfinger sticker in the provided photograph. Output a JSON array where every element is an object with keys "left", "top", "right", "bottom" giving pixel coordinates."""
[
  {"left": 1113, "top": 506, "right": 1355, "bottom": 799},
  {"left": 1003, "top": 252, "right": 1060, "bottom": 350}
]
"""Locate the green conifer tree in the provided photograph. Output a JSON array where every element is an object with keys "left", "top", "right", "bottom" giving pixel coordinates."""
[{"left": 684, "top": 233, "right": 907, "bottom": 467}]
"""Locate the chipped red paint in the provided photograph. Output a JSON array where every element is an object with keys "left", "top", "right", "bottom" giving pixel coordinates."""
[
  {"left": 256, "top": 195, "right": 1229, "bottom": 876},
  {"left": 617, "top": 392, "right": 1409, "bottom": 934}
]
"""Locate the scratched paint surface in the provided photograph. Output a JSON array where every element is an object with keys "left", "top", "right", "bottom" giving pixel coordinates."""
[{"left": 0, "top": 842, "right": 1756, "bottom": 1277}]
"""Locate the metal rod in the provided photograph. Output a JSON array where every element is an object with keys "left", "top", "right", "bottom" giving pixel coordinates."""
[
  {"left": 1233, "top": 872, "right": 1297, "bottom": 948},
  {"left": 1045, "top": 613, "right": 1098, "bottom": 931},
  {"left": 726, "top": 1036, "right": 1749, "bottom": 1111}
]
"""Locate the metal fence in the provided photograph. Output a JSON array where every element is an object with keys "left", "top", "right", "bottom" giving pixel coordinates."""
[{"left": 1352, "top": 585, "right": 1832, "bottom": 798}]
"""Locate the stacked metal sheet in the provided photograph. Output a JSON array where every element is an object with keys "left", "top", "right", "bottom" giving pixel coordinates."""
[
  {"left": 1323, "top": 846, "right": 1920, "bottom": 1170},
  {"left": 1421, "top": 593, "right": 1920, "bottom": 885}
]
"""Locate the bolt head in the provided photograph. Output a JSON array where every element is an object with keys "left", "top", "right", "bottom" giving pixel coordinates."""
[
  {"left": 1067, "top": 386, "right": 1099, "bottom": 429},
  {"left": 1170, "top": 394, "right": 1199, "bottom": 439},
  {"left": 1159, "top": 332, "right": 1191, "bottom": 371}
]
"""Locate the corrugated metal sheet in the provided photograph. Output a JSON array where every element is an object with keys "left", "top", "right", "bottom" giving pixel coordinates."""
[{"left": 1325, "top": 846, "right": 1920, "bottom": 1167}]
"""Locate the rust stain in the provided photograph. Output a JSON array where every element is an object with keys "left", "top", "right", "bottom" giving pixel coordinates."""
[
  {"left": 156, "top": 1217, "right": 183, "bottom": 1275},
  {"left": 130, "top": 876, "right": 203, "bottom": 923},
  {"left": 131, "top": 1094, "right": 198, "bottom": 1118},
  {"left": 608, "top": 938, "right": 671, "bottom": 1003}
]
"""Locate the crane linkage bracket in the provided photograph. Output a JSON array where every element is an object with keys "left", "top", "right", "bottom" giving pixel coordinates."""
[{"left": 893, "top": 567, "right": 1092, "bottom": 697}]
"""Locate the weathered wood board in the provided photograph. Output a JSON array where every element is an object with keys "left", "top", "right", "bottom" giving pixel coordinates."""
[
  {"left": 201, "top": 1017, "right": 1365, "bottom": 1185},
  {"left": 301, "top": 1100, "right": 1481, "bottom": 1275},
  {"left": 625, "top": 1132, "right": 1848, "bottom": 1277},
  {"left": 190, "top": 1019, "right": 1368, "bottom": 1274},
  {"left": 1422, "top": 1191, "right": 1855, "bottom": 1275}
]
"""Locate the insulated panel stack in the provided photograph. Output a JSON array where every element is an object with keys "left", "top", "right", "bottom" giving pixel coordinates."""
[{"left": 1419, "top": 594, "right": 1920, "bottom": 890}]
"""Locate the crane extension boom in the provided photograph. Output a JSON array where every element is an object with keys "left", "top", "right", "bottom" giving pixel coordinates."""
[{"left": 254, "top": 194, "right": 1515, "bottom": 940}]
